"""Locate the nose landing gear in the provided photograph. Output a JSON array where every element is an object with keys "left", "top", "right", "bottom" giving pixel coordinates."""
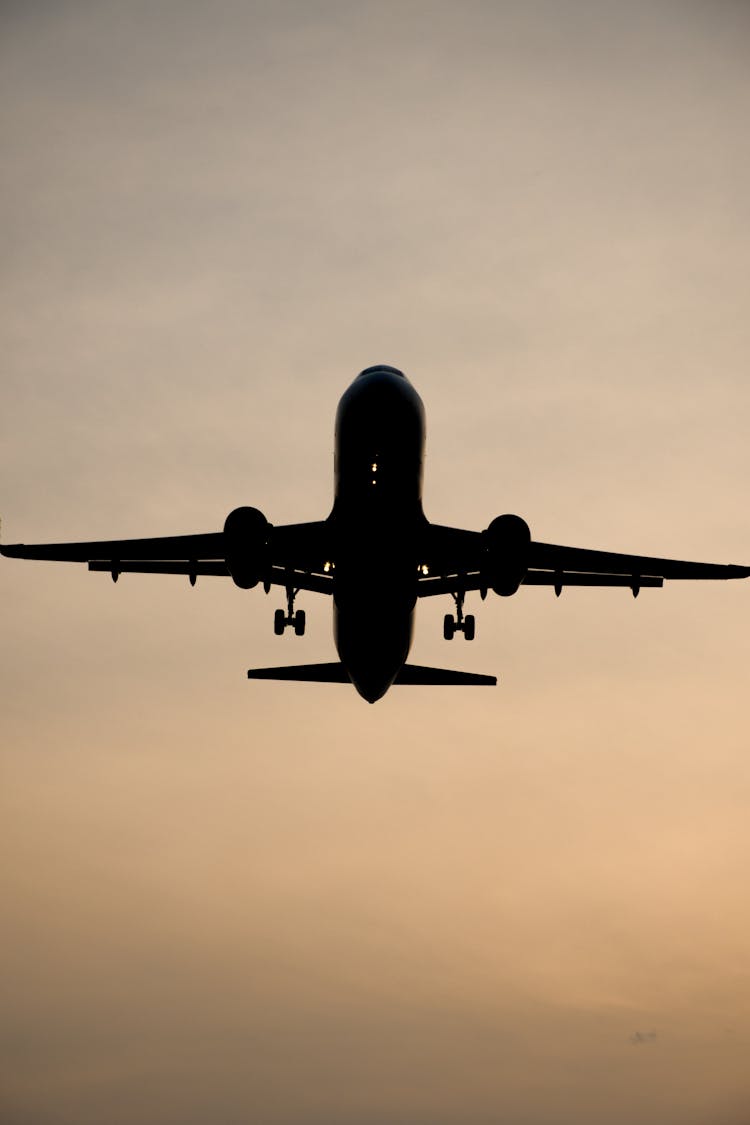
[
  {"left": 274, "top": 585, "right": 306, "bottom": 636},
  {"left": 443, "top": 590, "right": 475, "bottom": 641}
]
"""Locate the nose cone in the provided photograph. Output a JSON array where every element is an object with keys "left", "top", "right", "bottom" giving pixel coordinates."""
[
  {"left": 337, "top": 366, "right": 424, "bottom": 444},
  {"left": 357, "top": 364, "right": 406, "bottom": 380}
]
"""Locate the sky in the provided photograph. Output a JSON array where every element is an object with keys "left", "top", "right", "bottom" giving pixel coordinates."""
[{"left": 1, "top": 1, "right": 749, "bottom": 1122}]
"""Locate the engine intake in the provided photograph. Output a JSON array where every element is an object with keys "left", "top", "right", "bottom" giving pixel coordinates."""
[
  {"left": 484, "top": 514, "right": 531, "bottom": 597},
  {"left": 224, "top": 506, "right": 270, "bottom": 589}
]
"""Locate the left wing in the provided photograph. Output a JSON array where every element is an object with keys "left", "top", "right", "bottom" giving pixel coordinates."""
[
  {"left": 418, "top": 524, "right": 750, "bottom": 597},
  {"left": 0, "top": 521, "right": 334, "bottom": 594},
  {"left": 526, "top": 539, "right": 750, "bottom": 582}
]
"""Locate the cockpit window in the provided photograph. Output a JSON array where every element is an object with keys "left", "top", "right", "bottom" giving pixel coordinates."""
[{"left": 358, "top": 365, "right": 405, "bottom": 379}]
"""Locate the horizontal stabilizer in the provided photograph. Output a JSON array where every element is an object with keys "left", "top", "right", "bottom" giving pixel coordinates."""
[
  {"left": 246, "top": 662, "right": 497, "bottom": 686},
  {"left": 395, "top": 663, "right": 497, "bottom": 686},
  {"left": 247, "top": 662, "right": 351, "bottom": 682}
]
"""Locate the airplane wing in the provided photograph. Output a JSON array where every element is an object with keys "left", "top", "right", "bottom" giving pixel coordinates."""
[
  {"left": 4, "top": 519, "right": 747, "bottom": 597},
  {"left": 0, "top": 521, "right": 334, "bottom": 594},
  {"left": 417, "top": 524, "right": 750, "bottom": 597}
]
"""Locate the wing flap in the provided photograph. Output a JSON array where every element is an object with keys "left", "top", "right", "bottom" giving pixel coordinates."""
[
  {"left": 88, "top": 560, "right": 230, "bottom": 577},
  {"left": 88, "top": 560, "right": 333, "bottom": 594},
  {"left": 523, "top": 571, "right": 663, "bottom": 588},
  {"left": 418, "top": 572, "right": 665, "bottom": 597}
]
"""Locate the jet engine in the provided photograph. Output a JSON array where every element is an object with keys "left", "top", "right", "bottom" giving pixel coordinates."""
[
  {"left": 224, "top": 506, "right": 270, "bottom": 589},
  {"left": 483, "top": 514, "right": 531, "bottom": 596}
]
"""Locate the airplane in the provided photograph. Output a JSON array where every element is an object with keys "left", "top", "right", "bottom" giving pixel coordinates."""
[{"left": 2, "top": 364, "right": 748, "bottom": 703}]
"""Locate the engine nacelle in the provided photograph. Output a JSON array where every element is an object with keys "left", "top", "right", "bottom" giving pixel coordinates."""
[
  {"left": 483, "top": 513, "right": 531, "bottom": 597},
  {"left": 224, "top": 506, "right": 270, "bottom": 589}
]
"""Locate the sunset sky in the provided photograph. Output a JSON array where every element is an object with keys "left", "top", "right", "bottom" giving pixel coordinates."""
[{"left": 2, "top": 2, "right": 749, "bottom": 1123}]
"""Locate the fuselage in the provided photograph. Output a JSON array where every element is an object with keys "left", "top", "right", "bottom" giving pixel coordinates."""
[{"left": 329, "top": 366, "right": 427, "bottom": 702}]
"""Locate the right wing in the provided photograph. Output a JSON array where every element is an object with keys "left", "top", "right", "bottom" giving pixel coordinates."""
[{"left": 1, "top": 521, "right": 334, "bottom": 594}]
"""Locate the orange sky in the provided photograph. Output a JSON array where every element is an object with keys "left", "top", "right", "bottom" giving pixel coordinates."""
[{"left": 2, "top": 3, "right": 749, "bottom": 1123}]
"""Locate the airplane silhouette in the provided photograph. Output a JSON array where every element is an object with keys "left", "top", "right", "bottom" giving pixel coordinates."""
[{"left": 2, "top": 365, "right": 748, "bottom": 702}]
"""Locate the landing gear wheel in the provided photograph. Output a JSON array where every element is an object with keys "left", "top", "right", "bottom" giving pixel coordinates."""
[
  {"left": 463, "top": 614, "right": 475, "bottom": 641},
  {"left": 443, "top": 614, "right": 455, "bottom": 641},
  {"left": 275, "top": 585, "right": 305, "bottom": 636}
]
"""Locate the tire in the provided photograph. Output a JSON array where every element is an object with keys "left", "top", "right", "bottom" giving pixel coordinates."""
[
  {"left": 274, "top": 608, "right": 286, "bottom": 635},
  {"left": 294, "top": 610, "right": 306, "bottom": 636},
  {"left": 463, "top": 614, "right": 475, "bottom": 641},
  {"left": 443, "top": 614, "right": 455, "bottom": 641}
]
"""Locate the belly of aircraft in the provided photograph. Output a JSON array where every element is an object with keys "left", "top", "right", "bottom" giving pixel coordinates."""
[{"left": 333, "top": 554, "right": 417, "bottom": 703}]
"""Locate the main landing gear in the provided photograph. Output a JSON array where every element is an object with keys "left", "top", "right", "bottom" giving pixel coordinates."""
[
  {"left": 443, "top": 590, "right": 475, "bottom": 641},
  {"left": 274, "top": 586, "right": 306, "bottom": 636}
]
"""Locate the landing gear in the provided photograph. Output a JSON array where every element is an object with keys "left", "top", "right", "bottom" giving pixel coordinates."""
[
  {"left": 443, "top": 591, "right": 475, "bottom": 641},
  {"left": 274, "top": 586, "right": 306, "bottom": 636}
]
